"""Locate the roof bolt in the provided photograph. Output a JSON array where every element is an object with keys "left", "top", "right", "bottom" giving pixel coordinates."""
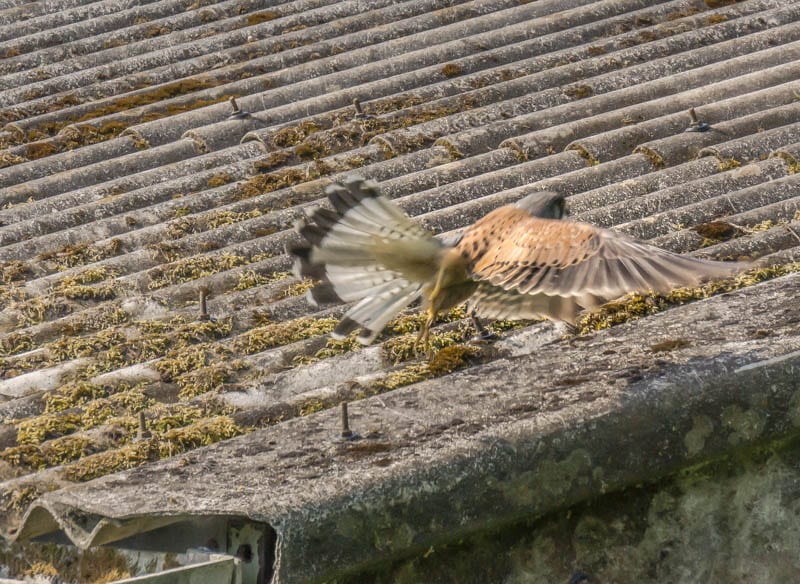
[
  {"left": 340, "top": 402, "right": 353, "bottom": 439},
  {"left": 352, "top": 98, "right": 373, "bottom": 121},
  {"left": 684, "top": 107, "right": 711, "bottom": 133},
  {"left": 228, "top": 97, "right": 250, "bottom": 119},
  {"left": 136, "top": 411, "right": 151, "bottom": 442},
  {"left": 199, "top": 287, "right": 211, "bottom": 321}
]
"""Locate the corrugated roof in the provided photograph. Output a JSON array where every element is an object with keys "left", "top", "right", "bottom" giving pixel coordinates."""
[{"left": 1, "top": 0, "right": 799, "bottom": 580}]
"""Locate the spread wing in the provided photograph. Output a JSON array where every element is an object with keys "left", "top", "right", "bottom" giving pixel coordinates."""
[{"left": 456, "top": 205, "right": 744, "bottom": 322}]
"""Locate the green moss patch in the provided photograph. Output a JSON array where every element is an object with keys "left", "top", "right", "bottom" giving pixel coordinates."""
[
  {"left": 7, "top": 315, "right": 233, "bottom": 379},
  {"left": 16, "top": 413, "right": 81, "bottom": 445},
  {"left": 374, "top": 344, "right": 481, "bottom": 391},
  {"left": 0, "top": 333, "right": 33, "bottom": 357},
  {"left": 167, "top": 208, "right": 263, "bottom": 239},
  {"left": 0, "top": 435, "right": 97, "bottom": 470},
  {"left": 579, "top": 262, "right": 800, "bottom": 334},
  {"left": 54, "top": 266, "right": 119, "bottom": 301},
  {"left": 44, "top": 382, "right": 108, "bottom": 413},
  {"left": 175, "top": 361, "right": 246, "bottom": 399},
  {"left": 233, "top": 316, "right": 338, "bottom": 354},
  {"left": 61, "top": 415, "right": 246, "bottom": 482},
  {"left": 236, "top": 168, "right": 312, "bottom": 199},
  {"left": 147, "top": 253, "right": 249, "bottom": 289},
  {"left": 233, "top": 269, "right": 290, "bottom": 292},
  {"left": 156, "top": 344, "right": 218, "bottom": 381},
  {"left": 441, "top": 63, "right": 463, "bottom": 78},
  {"left": 36, "top": 239, "right": 123, "bottom": 271},
  {"left": 272, "top": 121, "right": 324, "bottom": 148}
]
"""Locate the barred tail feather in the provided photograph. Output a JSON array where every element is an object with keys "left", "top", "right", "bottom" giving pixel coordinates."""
[
  {"left": 333, "top": 281, "right": 423, "bottom": 344},
  {"left": 287, "top": 175, "right": 441, "bottom": 344}
]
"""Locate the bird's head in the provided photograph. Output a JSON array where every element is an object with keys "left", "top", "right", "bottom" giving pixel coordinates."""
[{"left": 515, "top": 190, "right": 567, "bottom": 219}]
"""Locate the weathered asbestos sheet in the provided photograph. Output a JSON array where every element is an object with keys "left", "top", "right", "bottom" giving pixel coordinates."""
[
  {"left": 15, "top": 273, "right": 800, "bottom": 582},
  {"left": 1, "top": 0, "right": 800, "bottom": 579}
]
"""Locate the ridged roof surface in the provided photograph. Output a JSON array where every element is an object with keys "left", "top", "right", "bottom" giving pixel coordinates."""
[{"left": 1, "top": 0, "right": 799, "bottom": 579}]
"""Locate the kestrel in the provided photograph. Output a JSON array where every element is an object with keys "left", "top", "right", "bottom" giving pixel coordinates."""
[{"left": 289, "top": 175, "right": 744, "bottom": 348}]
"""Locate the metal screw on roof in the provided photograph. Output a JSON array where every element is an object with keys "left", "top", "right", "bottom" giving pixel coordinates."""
[
  {"left": 340, "top": 402, "right": 354, "bottom": 439},
  {"left": 199, "top": 288, "right": 211, "bottom": 321},
  {"left": 684, "top": 108, "right": 711, "bottom": 133},
  {"left": 136, "top": 411, "right": 151, "bottom": 442},
  {"left": 228, "top": 97, "right": 251, "bottom": 120},
  {"left": 352, "top": 98, "right": 373, "bottom": 121}
]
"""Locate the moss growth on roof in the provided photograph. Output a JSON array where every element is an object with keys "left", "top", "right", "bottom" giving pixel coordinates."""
[
  {"left": 568, "top": 143, "right": 600, "bottom": 166},
  {"left": 54, "top": 267, "right": 119, "bottom": 301},
  {"left": 382, "top": 328, "right": 468, "bottom": 365},
  {"left": 299, "top": 399, "right": 325, "bottom": 416},
  {"left": 16, "top": 413, "right": 82, "bottom": 446},
  {"left": 0, "top": 333, "right": 33, "bottom": 357},
  {"left": 717, "top": 158, "right": 741, "bottom": 171},
  {"left": 0, "top": 485, "right": 48, "bottom": 514},
  {"left": 232, "top": 269, "right": 290, "bottom": 292},
  {"left": 176, "top": 361, "right": 246, "bottom": 399},
  {"left": 60, "top": 415, "right": 246, "bottom": 482},
  {"left": 207, "top": 172, "right": 234, "bottom": 188},
  {"left": 156, "top": 344, "right": 220, "bottom": 381},
  {"left": 273, "top": 121, "right": 325, "bottom": 148},
  {"left": 236, "top": 169, "right": 310, "bottom": 199},
  {"left": 24, "top": 141, "right": 58, "bottom": 160},
  {"left": 635, "top": 145, "right": 666, "bottom": 169},
  {"left": 147, "top": 253, "right": 249, "bottom": 289},
  {"left": 234, "top": 316, "right": 339, "bottom": 354},
  {"left": 44, "top": 382, "right": 108, "bottom": 413},
  {"left": 8, "top": 295, "right": 72, "bottom": 327},
  {"left": 158, "top": 415, "right": 243, "bottom": 457},
  {"left": 234, "top": 269, "right": 270, "bottom": 291},
  {"left": 2, "top": 261, "right": 30, "bottom": 283},
  {"left": 280, "top": 279, "right": 315, "bottom": 298},
  {"left": 246, "top": 11, "right": 280, "bottom": 25},
  {"left": 441, "top": 63, "right": 463, "bottom": 78},
  {"left": 314, "top": 335, "right": 363, "bottom": 360},
  {"left": 252, "top": 150, "right": 293, "bottom": 172},
  {"left": 374, "top": 343, "right": 481, "bottom": 391},
  {"left": 1, "top": 435, "right": 97, "bottom": 471},
  {"left": 167, "top": 209, "right": 263, "bottom": 239},
  {"left": 20, "top": 78, "right": 232, "bottom": 146},
  {"left": 2, "top": 390, "right": 239, "bottom": 475},
  {"left": 578, "top": 262, "right": 800, "bottom": 334},
  {"left": 36, "top": 239, "right": 123, "bottom": 271},
  {"left": 61, "top": 442, "right": 151, "bottom": 482},
  {"left": 1, "top": 313, "right": 233, "bottom": 382}
]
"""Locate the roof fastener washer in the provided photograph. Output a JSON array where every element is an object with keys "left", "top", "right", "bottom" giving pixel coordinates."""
[
  {"left": 352, "top": 98, "right": 374, "bottom": 121},
  {"left": 684, "top": 107, "right": 711, "bottom": 133},
  {"left": 228, "top": 97, "right": 251, "bottom": 119}
]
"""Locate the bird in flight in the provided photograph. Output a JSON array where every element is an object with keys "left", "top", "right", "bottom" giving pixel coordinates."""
[{"left": 289, "top": 175, "right": 744, "bottom": 350}]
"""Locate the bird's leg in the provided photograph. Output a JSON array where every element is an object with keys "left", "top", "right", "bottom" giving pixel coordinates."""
[
  {"left": 415, "top": 305, "right": 436, "bottom": 359},
  {"left": 416, "top": 263, "right": 448, "bottom": 358}
]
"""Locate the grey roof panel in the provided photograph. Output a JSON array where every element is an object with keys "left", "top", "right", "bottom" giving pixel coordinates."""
[
  {"left": 1, "top": 0, "right": 800, "bottom": 579},
  {"left": 7, "top": 274, "right": 797, "bottom": 583}
]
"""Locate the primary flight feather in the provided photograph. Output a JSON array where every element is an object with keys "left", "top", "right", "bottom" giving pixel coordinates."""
[{"left": 288, "top": 175, "right": 744, "bottom": 347}]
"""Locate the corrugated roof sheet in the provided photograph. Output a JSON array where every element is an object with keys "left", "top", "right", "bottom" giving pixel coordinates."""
[{"left": 0, "top": 0, "right": 799, "bottom": 580}]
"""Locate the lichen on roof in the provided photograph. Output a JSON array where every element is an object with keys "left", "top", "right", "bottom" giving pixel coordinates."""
[{"left": 0, "top": 1, "right": 799, "bottom": 578}]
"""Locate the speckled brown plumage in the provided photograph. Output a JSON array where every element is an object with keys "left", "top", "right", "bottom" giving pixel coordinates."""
[
  {"left": 289, "top": 175, "right": 745, "bottom": 347},
  {"left": 454, "top": 202, "right": 743, "bottom": 323}
]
